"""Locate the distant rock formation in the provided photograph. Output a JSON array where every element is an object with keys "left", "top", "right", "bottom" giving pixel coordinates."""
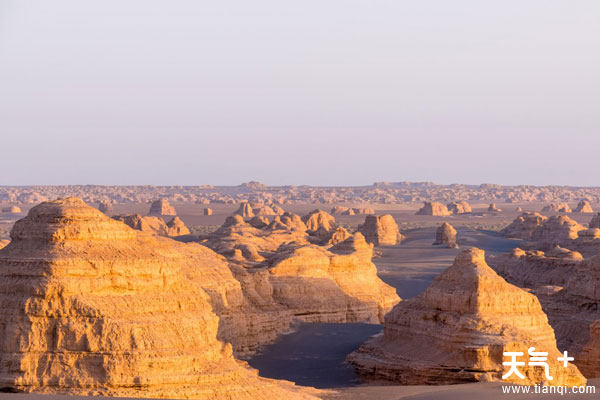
[
  {"left": 433, "top": 222, "right": 457, "bottom": 248},
  {"left": 447, "top": 201, "right": 472, "bottom": 214},
  {"left": 148, "top": 198, "right": 177, "bottom": 216},
  {"left": 542, "top": 203, "right": 572, "bottom": 213},
  {"left": 487, "top": 203, "right": 502, "bottom": 212},
  {"left": 0, "top": 198, "right": 315, "bottom": 399},
  {"left": 358, "top": 214, "right": 404, "bottom": 246},
  {"left": 500, "top": 212, "right": 547, "bottom": 240},
  {"left": 515, "top": 206, "right": 523, "bottom": 212},
  {"left": 203, "top": 207, "right": 213, "bottom": 216},
  {"left": 1, "top": 205, "right": 22, "bottom": 214},
  {"left": 574, "top": 200, "right": 594, "bottom": 213},
  {"left": 348, "top": 248, "right": 586, "bottom": 386},
  {"left": 113, "top": 214, "right": 189, "bottom": 237},
  {"left": 416, "top": 202, "right": 451, "bottom": 216}
]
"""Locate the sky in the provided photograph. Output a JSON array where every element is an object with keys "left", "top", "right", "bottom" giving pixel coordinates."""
[{"left": 0, "top": 0, "right": 599, "bottom": 186}]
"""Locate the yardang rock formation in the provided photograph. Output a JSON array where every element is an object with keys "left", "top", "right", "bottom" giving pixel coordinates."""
[{"left": 348, "top": 248, "right": 586, "bottom": 386}]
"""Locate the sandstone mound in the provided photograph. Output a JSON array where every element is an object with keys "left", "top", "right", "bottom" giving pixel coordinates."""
[
  {"left": 433, "top": 222, "right": 457, "bottom": 248},
  {"left": 234, "top": 201, "right": 255, "bottom": 218},
  {"left": 500, "top": 212, "right": 547, "bottom": 240},
  {"left": 1, "top": 205, "right": 22, "bottom": 214},
  {"left": 542, "top": 203, "right": 572, "bottom": 213},
  {"left": 353, "top": 207, "right": 375, "bottom": 215},
  {"left": 574, "top": 200, "right": 594, "bottom": 213},
  {"left": 327, "top": 226, "right": 351, "bottom": 246},
  {"left": 203, "top": 207, "right": 213, "bottom": 216},
  {"left": 447, "top": 201, "right": 471, "bottom": 214},
  {"left": 302, "top": 209, "right": 336, "bottom": 236},
  {"left": 113, "top": 214, "right": 188, "bottom": 237},
  {"left": 203, "top": 212, "right": 400, "bottom": 352},
  {"left": 0, "top": 239, "right": 9, "bottom": 250},
  {"left": 531, "top": 215, "right": 585, "bottom": 247},
  {"left": 148, "top": 198, "right": 177, "bottom": 216},
  {"left": 487, "top": 203, "right": 502, "bottom": 212},
  {"left": 348, "top": 248, "right": 586, "bottom": 386},
  {"left": 0, "top": 198, "right": 316, "bottom": 399},
  {"left": 166, "top": 216, "right": 191, "bottom": 236},
  {"left": 489, "top": 247, "right": 582, "bottom": 288},
  {"left": 358, "top": 214, "right": 404, "bottom": 246},
  {"left": 416, "top": 202, "right": 450, "bottom": 216}
]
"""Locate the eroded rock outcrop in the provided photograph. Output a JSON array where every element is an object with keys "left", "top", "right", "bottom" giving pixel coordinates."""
[
  {"left": 166, "top": 216, "right": 191, "bottom": 236},
  {"left": 531, "top": 215, "right": 585, "bottom": 248},
  {"left": 148, "top": 198, "right": 177, "bottom": 216},
  {"left": 0, "top": 198, "right": 316, "bottom": 399},
  {"left": 447, "top": 201, "right": 471, "bottom": 214},
  {"left": 416, "top": 202, "right": 451, "bottom": 216},
  {"left": 542, "top": 203, "right": 572, "bottom": 213},
  {"left": 589, "top": 213, "right": 600, "bottom": 229},
  {"left": 433, "top": 222, "right": 457, "bottom": 248},
  {"left": 348, "top": 248, "right": 586, "bottom": 386},
  {"left": 488, "top": 203, "right": 502, "bottom": 212},
  {"left": 489, "top": 247, "right": 583, "bottom": 288},
  {"left": 235, "top": 201, "right": 255, "bottom": 218},
  {"left": 358, "top": 214, "right": 404, "bottom": 246},
  {"left": 500, "top": 212, "right": 547, "bottom": 240},
  {"left": 574, "top": 200, "right": 594, "bottom": 214},
  {"left": 203, "top": 207, "right": 213, "bottom": 216}
]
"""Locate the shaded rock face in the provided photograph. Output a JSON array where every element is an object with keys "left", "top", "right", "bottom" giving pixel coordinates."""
[
  {"left": 203, "top": 207, "right": 213, "bottom": 216},
  {"left": 348, "top": 248, "right": 586, "bottom": 386},
  {"left": 358, "top": 214, "right": 404, "bottom": 246},
  {"left": 0, "top": 198, "right": 315, "bottom": 399},
  {"left": 488, "top": 203, "right": 502, "bottom": 212},
  {"left": 574, "top": 200, "right": 594, "bottom": 213},
  {"left": 500, "top": 212, "right": 547, "bottom": 240},
  {"left": 97, "top": 201, "right": 112, "bottom": 214},
  {"left": 540, "top": 254, "right": 600, "bottom": 359},
  {"left": 148, "top": 198, "right": 177, "bottom": 216},
  {"left": 447, "top": 201, "right": 471, "bottom": 214},
  {"left": 542, "top": 203, "right": 572, "bottom": 213},
  {"left": 416, "top": 202, "right": 451, "bottom": 216},
  {"left": 589, "top": 213, "right": 600, "bottom": 229},
  {"left": 531, "top": 215, "right": 585, "bottom": 248},
  {"left": 576, "top": 321, "right": 600, "bottom": 378},
  {"left": 489, "top": 247, "right": 583, "bottom": 288},
  {"left": 433, "top": 222, "right": 457, "bottom": 248}
]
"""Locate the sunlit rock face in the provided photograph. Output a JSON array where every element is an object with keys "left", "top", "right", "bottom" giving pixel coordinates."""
[
  {"left": 348, "top": 248, "right": 586, "bottom": 387},
  {"left": 0, "top": 198, "right": 317, "bottom": 399},
  {"left": 358, "top": 214, "right": 404, "bottom": 246}
]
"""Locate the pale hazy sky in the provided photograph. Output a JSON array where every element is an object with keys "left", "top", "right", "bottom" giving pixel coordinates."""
[{"left": 1, "top": 1, "right": 599, "bottom": 186}]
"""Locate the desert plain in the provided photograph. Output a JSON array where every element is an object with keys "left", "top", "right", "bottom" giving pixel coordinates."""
[{"left": 1, "top": 182, "right": 600, "bottom": 399}]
